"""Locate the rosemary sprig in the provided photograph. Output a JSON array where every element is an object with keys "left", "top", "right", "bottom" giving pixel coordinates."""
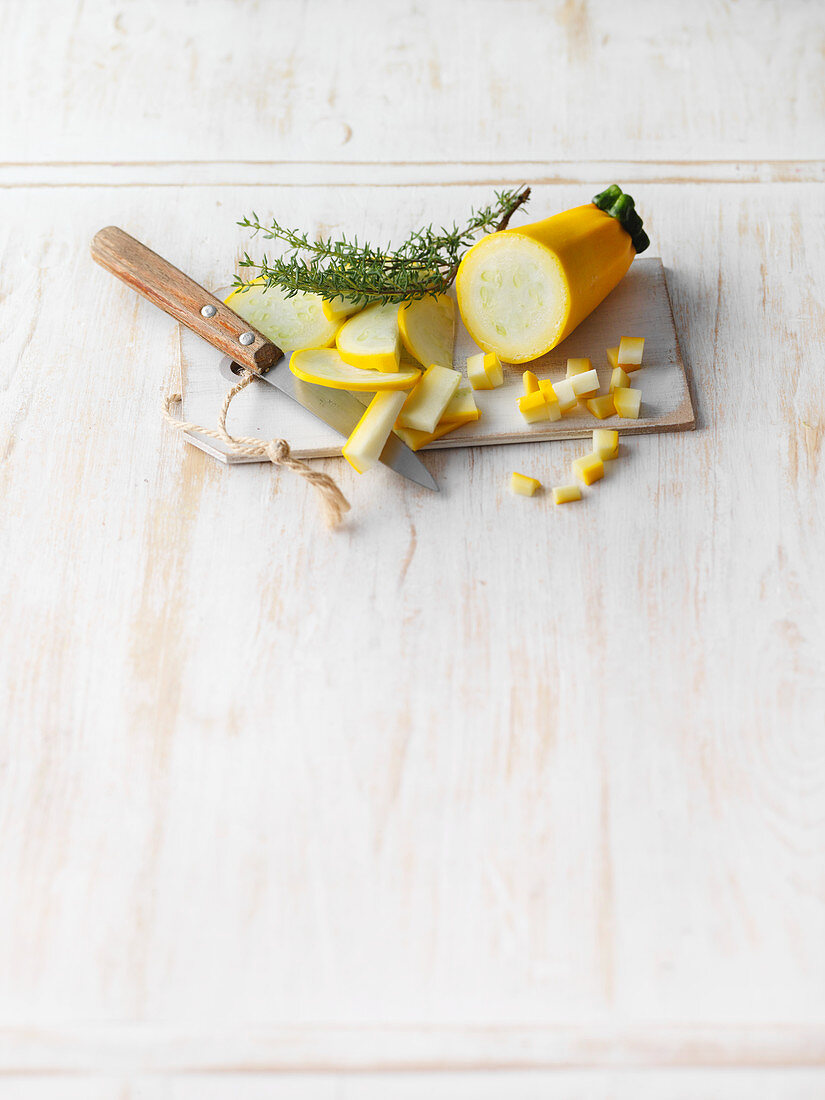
[{"left": 233, "top": 186, "right": 531, "bottom": 305}]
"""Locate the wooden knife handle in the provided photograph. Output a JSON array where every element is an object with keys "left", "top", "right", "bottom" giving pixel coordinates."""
[{"left": 90, "top": 226, "right": 282, "bottom": 374}]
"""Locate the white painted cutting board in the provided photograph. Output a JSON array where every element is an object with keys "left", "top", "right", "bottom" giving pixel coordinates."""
[{"left": 180, "top": 257, "right": 693, "bottom": 463}]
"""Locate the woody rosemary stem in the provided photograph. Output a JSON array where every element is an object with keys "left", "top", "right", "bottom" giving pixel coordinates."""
[{"left": 495, "top": 186, "right": 531, "bottom": 231}]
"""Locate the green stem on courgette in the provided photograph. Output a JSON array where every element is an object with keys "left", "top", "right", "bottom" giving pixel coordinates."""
[
  {"left": 235, "top": 186, "right": 532, "bottom": 306},
  {"left": 592, "top": 185, "right": 650, "bottom": 254}
]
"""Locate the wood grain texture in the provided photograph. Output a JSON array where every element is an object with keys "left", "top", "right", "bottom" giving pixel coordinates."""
[
  {"left": 4, "top": 1070, "right": 825, "bottom": 1100},
  {"left": 0, "top": 0, "right": 824, "bottom": 1095},
  {"left": 2, "top": 0, "right": 824, "bottom": 163},
  {"left": 3, "top": 160, "right": 825, "bottom": 189},
  {"left": 1, "top": 1022, "right": 825, "bottom": 1072},
  {"left": 1, "top": 175, "right": 823, "bottom": 1076}
]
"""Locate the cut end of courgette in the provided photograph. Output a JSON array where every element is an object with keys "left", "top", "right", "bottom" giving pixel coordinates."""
[
  {"left": 455, "top": 233, "right": 569, "bottom": 363},
  {"left": 592, "top": 185, "right": 649, "bottom": 254}
]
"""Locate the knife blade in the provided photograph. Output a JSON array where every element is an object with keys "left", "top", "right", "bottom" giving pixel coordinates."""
[
  {"left": 219, "top": 356, "right": 438, "bottom": 492},
  {"left": 90, "top": 226, "right": 438, "bottom": 491}
]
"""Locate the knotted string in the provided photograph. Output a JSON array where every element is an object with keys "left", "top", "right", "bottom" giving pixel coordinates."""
[{"left": 163, "top": 368, "right": 350, "bottom": 529}]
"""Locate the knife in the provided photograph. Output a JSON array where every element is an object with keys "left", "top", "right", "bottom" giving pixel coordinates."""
[{"left": 90, "top": 227, "right": 438, "bottom": 491}]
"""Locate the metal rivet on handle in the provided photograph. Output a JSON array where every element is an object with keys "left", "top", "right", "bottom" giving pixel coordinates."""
[
  {"left": 238, "top": 331, "right": 255, "bottom": 346},
  {"left": 201, "top": 304, "right": 217, "bottom": 318}
]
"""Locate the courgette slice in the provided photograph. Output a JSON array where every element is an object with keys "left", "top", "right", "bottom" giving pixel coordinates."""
[
  {"left": 322, "top": 296, "right": 361, "bottom": 323},
  {"left": 343, "top": 390, "right": 408, "bottom": 473},
  {"left": 225, "top": 281, "right": 339, "bottom": 351},
  {"left": 290, "top": 348, "right": 419, "bottom": 391},
  {"left": 398, "top": 294, "right": 455, "bottom": 370},
  {"left": 336, "top": 302, "right": 401, "bottom": 373}
]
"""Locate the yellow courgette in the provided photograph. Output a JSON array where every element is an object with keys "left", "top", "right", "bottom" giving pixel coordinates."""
[{"left": 456, "top": 185, "right": 648, "bottom": 364}]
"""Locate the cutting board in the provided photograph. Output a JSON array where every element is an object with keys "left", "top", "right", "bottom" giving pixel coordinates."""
[{"left": 179, "top": 257, "right": 694, "bottom": 463}]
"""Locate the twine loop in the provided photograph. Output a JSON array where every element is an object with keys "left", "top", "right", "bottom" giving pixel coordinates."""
[{"left": 162, "top": 368, "right": 350, "bottom": 529}]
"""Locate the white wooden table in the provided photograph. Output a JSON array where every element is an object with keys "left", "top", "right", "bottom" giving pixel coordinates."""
[{"left": 1, "top": 1, "right": 824, "bottom": 1096}]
